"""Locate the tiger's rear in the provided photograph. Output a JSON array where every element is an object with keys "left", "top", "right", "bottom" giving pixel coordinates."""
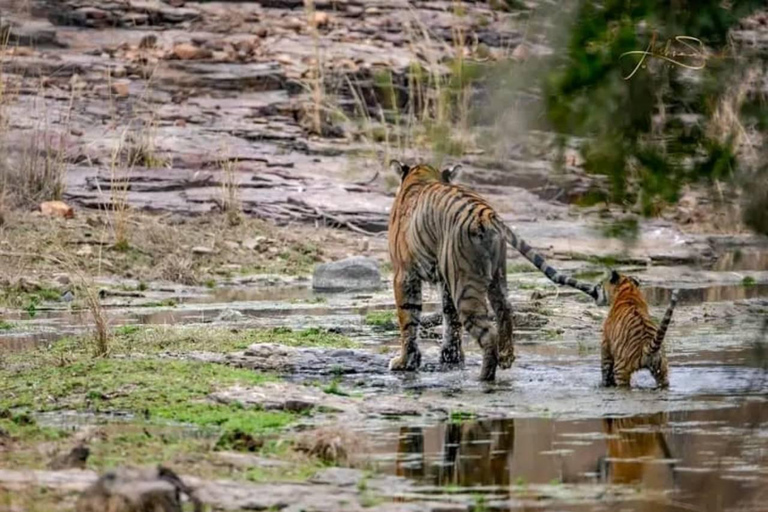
[
  {"left": 598, "top": 271, "right": 679, "bottom": 388},
  {"left": 388, "top": 162, "right": 515, "bottom": 381}
]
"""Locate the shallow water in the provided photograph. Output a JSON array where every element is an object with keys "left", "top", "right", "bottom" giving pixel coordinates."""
[
  {"left": 371, "top": 400, "right": 768, "bottom": 511},
  {"left": 713, "top": 249, "right": 768, "bottom": 272},
  {"left": 645, "top": 283, "right": 768, "bottom": 306}
]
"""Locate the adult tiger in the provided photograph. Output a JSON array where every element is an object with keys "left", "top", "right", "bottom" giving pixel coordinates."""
[
  {"left": 597, "top": 270, "right": 679, "bottom": 388},
  {"left": 387, "top": 160, "right": 600, "bottom": 381}
]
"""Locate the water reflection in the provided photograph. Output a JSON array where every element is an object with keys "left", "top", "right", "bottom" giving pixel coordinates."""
[
  {"left": 597, "top": 413, "right": 675, "bottom": 487},
  {"left": 376, "top": 403, "right": 767, "bottom": 511},
  {"left": 713, "top": 250, "right": 768, "bottom": 272},
  {"left": 644, "top": 284, "right": 768, "bottom": 306},
  {"left": 395, "top": 420, "right": 515, "bottom": 487}
]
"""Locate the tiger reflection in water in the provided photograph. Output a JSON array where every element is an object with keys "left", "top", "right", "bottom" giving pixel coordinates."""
[
  {"left": 598, "top": 413, "right": 677, "bottom": 486},
  {"left": 394, "top": 419, "right": 515, "bottom": 487}
]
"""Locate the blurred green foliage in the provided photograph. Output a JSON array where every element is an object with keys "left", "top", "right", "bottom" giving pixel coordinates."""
[{"left": 545, "top": 0, "right": 765, "bottom": 217}]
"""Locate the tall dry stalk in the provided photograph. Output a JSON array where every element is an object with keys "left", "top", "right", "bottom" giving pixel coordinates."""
[
  {"left": 219, "top": 151, "right": 241, "bottom": 227},
  {"left": 109, "top": 133, "right": 132, "bottom": 251},
  {"left": 304, "top": 0, "right": 323, "bottom": 135}
]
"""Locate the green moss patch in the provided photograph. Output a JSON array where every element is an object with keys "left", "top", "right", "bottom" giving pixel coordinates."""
[
  {"left": 1, "top": 359, "right": 291, "bottom": 435},
  {"left": 364, "top": 310, "right": 397, "bottom": 330}
]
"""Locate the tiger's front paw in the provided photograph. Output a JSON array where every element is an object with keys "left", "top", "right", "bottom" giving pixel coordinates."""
[{"left": 389, "top": 348, "right": 421, "bottom": 371}]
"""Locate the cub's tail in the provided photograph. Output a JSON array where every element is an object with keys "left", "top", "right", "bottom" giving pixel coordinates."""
[
  {"left": 495, "top": 220, "right": 600, "bottom": 301},
  {"left": 651, "top": 289, "right": 680, "bottom": 352}
]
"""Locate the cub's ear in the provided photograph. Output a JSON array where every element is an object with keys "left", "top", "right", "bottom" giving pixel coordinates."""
[
  {"left": 388, "top": 160, "right": 410, "bottom": 181},
  {"left": 610, "top": 269, "right": 620, "bottom": 284},
  {"left": 441, "top": 164, "right": 462, "bottom": 183},
  {"left": 629, "top": 276, "right": 640, "bottom": 287}
]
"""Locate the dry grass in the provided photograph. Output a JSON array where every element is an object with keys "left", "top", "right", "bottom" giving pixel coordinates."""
[
  {"left": 0, "top": 77, "right": 74, "bottom": 210},
  {"left": 219, "top": 152, "right": 242, "bottom": 227},
  {"left": 0, "top": 210, "right": 340, "bottom": 290},
  {"left": 300, "top": 5, "right": 483, "bottom": 177},
  {"left": 109, "top": 133, "right": 133, "bottom": 251},
  {"left": 304, "top": 0, "right": 324, "bottom": 136},
  {"left": 295, "top": 426, "right": 369, "bottom": 467}
]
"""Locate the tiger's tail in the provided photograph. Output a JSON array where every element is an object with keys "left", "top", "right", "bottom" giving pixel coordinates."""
[
  {"left": 495, "top": 220, "right": 599, "bottom": 301},
  {"left": 651, "top": 289, "right": 680, "bottom": 352}
]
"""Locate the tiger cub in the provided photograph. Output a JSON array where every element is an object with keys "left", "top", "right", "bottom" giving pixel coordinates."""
[{"left": 596, "top": 271, "right": 679, "bottom": 388}]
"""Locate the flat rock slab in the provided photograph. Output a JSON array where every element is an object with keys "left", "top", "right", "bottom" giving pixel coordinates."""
[
  {"left": 225, "top": 343, "right": 482, "bottom": 379},
  {"left": 0, "top": 466, "right": 672, "bottom": 511},
  {"left": 0, "top": 467, "right": 443, "bottom": 512}
]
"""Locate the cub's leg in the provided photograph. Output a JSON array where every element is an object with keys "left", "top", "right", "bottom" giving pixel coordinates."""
[
  {"left": 613, "top": 359, "right": 633, "bottom": 388},
  {"left": 389, "top": 269, "right": 423, "bottom": 372},
  {"left": 648, "top": 352, "right": 669, "bottom": 389},
  {"left": 454, "top": 279, "right": 499, "bottom": 382},
  {"left": 489, "top": 269, "right": 514, "bottom": 369},
  {"left": 439, "top": 282, "right": 464, "bottom": 366},
  {"left": 601, "top": 343, "right": 616, "bottom": 387}
]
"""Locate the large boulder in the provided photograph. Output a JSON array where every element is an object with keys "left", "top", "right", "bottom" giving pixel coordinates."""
[
  {"left": 312, "top": 256, "right": 382, "bottom": 292},
  {"left": 76, "top": 466, "right": 201, "bottom": 512}
]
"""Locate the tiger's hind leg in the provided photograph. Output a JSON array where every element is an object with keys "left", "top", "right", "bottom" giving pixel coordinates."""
[
  {"left": 439, "top": 282, "right": 464, "bottom": 367},
  {"left": 389, "top": 270, "right": 423, "bottom": 372},
  {"left": 601, "top": 343, "right": 616, "bottom": 387},
  {"left": 454, "top": 281, "right": 499, "bottom": 382},
  {"left": 489, "top": 269, "right": 514, "bottom": 369}
]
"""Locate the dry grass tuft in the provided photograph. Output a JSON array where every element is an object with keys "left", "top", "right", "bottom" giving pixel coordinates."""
[
  {"left": 156, "top": 253, "right": 199, "bottom": 285},
  {"left": 0, "top": 82, "right": 74, "bottom": 210},
  {"left": 295, "top": 426, "right": 369, "bottom": 467},
  {"left": 219, "top": 153, "right": 242, "bottom": 227}
]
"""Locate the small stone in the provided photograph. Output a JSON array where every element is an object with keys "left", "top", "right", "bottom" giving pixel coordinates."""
[
  {"left": 40, "top": 201, "right": 74, "bottom": 219},
  {"left": 312, "top": 256, "right": 381, "bottom": 292},
  {"left": 222, "top": 241, "right": 240, "bottom": 251},
  {"left": 191, "top": 246, "right": 215, "bottom": 255},
  {"left": 313, "top": 11, "right": 330, "bottom": 28},
  {"left": 171, "top": 43, "right": 212, "bottom": 60},
  {"left": 111, "top": 82, "right": 129, "bottom": 97},
  {"left": 242, "top": 237, "right": 268, "bottom": 251},
  {"left": 511, "top": 43, "right": 529, "bottom": 62},
  {"left": 54, "top": 274, "right": 71, "bottom": 286},
  {"left": 215, "top": 309, "right": 245, "bottom": 322},
  {"left": 48, "top": 444, "right": 89, "bottom": 470},
  {"left": 77, "top": 245, "right": 93, "bottom": 257}
]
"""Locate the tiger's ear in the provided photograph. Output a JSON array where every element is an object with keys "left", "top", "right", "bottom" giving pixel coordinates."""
[
  {"left": 441, "top": 164, "right": 462, "bottom": 183},
  {"left": 389, "top": 160, "right": 410, "bottom": 181},
  {"left": 629, "top": 276, "right": 640, "bottom": 287},
  {"left": 610, "top": 270, "right": 620, "bottom": 284}
]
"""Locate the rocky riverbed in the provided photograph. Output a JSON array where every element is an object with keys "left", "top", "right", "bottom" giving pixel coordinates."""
[{"left": 1, "top": 1, "right": 768, "bottom": 512}]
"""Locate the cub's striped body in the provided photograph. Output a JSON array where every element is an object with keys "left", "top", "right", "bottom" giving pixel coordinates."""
[
  {"left": 598, "top": 271, "right": 679, "bottom": 388},
  {"left": 387, "top": 161, "right": 600, "bottom": 381}
]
